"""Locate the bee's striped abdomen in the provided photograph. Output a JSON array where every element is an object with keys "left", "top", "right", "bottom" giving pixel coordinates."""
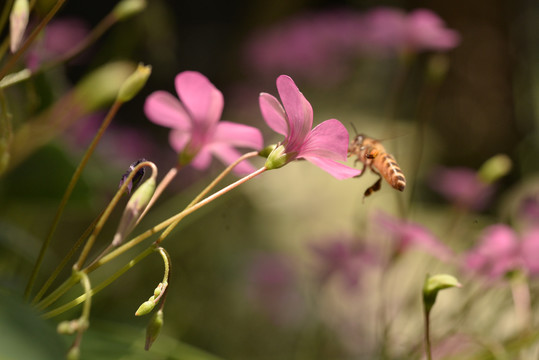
[{"left": 376, "top": 153, "right": 406, "bottom": 191}]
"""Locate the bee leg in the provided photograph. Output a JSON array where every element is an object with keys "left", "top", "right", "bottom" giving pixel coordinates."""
[
  {"left": 363, "top": 171, "right": 383, "bottom": 199},
  {"left": 354, "top": 161, "right": 367, "bottom": 178}
]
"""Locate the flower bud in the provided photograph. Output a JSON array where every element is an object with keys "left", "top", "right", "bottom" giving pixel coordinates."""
[
  {"left": 74, "top": 61, "right": 137, "bottom": 112},
  {"left": 145, "top": 309, "right": 164, "bottom": 350},
  {"left": 154, "top": 282, "right": 167, "bottom": 297},
  {"left": 113, "top": 177, "right": 156, "bottom": 246},
  {"left": 258, "top": 144, "right": 277, "bottom": 158},
  {"left": 135, "top": 299, "right": 156, "bottom": 316},
  {"left": 66, "top": 346, "right": 80, "bottom": 360},
  {"left": 478, "top": 154, "right": 512, "bottom": 184},
  {"left": 112, "top": 0, "right": 147, "bottom": 21},
  {"left": 9, "top": 0, "right": 29, "bottom": 52},
  {"left": 264, "top": 144, "right": 293, "bottom": 170},
  {"left": 423, "top": 274, "right": 461, "bottom": 312},
  {"left": 117, "top": 63, "right": 152, "bottom": 103}
]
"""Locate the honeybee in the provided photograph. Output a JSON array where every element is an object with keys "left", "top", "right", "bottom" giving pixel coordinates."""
[{"left": 348, "top": 134, "right": 406, "bottom": 197}]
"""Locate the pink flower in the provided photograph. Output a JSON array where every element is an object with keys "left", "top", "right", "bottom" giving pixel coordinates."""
[
  {"left": 374, "top": 211, "right": 454, "bottom": 262},
  {"left": 361, "top": 7, "right": 460, "bottom": 54},
  {"left": 464, "top": 224, "right": 539, "bottom": 279},
  {"left": 310, "top": 235, "right": 377, "bottom": 291},
  {"left": 144, "top": 71, "right": 264, "bottom": 174},
  {"left": 259, "top": 75, "right": 361, "bottom": 179},
  {"left": 428, "top": 166, "right": 494, "bottom": 211},
  {"left": 26, "top": 18, "right": 89, "bottom": 70}
]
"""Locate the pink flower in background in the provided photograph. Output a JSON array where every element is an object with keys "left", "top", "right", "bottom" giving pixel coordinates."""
[
  {"left": 374, "top": 211, "right": 454, "bottom": 262},
  {"left": 361, "top": 7, "right": 460, "bottom": 54},
  {"left": 259, "top": 75, "right": 361, "bottom": 179},
  {"left": 429, "top": 167, "right": 494, "bottom": 211},
  {"left": 245, "top": 253, "right": 304, "bottom": 326},
  {"left": 464, "top": 224, "right": 539, "bottom": 279},
  {"left": 245, "top": 10, "right": 364, "bottom": 83},
  {"left": 145, "top": 71, "right": 264, "bottom": 174},
  {"left": 310, "top": 235, "right": 377, "bottom": 291},
  {"left": 244, "top": 7, "right": 459, "bottom": 83},
  {"left": 26, "top": 18, "right": 89, "bottom": 70}
]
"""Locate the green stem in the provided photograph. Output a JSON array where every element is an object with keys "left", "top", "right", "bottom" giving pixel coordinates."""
[
  {"left": 424, "top": 307, "right": 432, "bottom": 360},
  {"left": 31, "top": 213, "right": 101, "bottom": 304},
  {"left": 0, "top": 0, "right": 67, "bottom": 81},
  {"left": 25, "top": 100, "right": 123, "bottom": 299},
  {"left": 90, "top": 165, "right": 267, "bottom": 271},
  {"left": 42, "top": 246, "right": 154, "bottom": 318},
  {"left": 39, "top": 155, "right": 264, "bottom": 314}
]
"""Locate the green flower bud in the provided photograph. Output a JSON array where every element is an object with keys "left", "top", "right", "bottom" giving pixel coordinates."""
[
  {"left": 66, "top": 346, "right": 80, "bottom": 360},
  {"left": 135, "top": 299, "right": 156, "bottom": 316},
  {"left": 9, "top": 0, "right": 29, "bottom": 52},
  {"left": 57, "top": 319, "right": 79, "bottom": 335},
  {"left": 264, "top": 145, "right": 293, "bottom": 170},
  {"left": 74, "top": 61, "right": 137, "bottom": 112},
  {"left": 113, "top": 177, "right": 156, "bottom": 246},
  {"left": 478, "top": 154, "right": 512, "bottom": 184},
  {"left": 145, "top": 309, "right": 164, "bottom": 350},
  {"left": 423, "top": 274, "right": 461, "bottom": 312},
  {"left": 117, "top": 63, "right": 152, "bottom": 103},
  {"left": 112, "top": 0, "right": 147, "bottom": 21},
  {"left": 154, "top": 282, "right": 167, "bottom": 297},
  {"left": 258, "top": 144, "right": 277, "bottom": 158}
]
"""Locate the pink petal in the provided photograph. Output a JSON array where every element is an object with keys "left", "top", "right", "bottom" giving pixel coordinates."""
[
  {"left": 213, "top": 121, "right": 264, "bottom": 150},
  {"left": 210, "top": 143, "right": 258, "bottom": 174},
  {"left": 303, "top": 156, "right": 361, "bottom": 179},
  {"left": 144, "top": 91, "right": 191, "bottom": 130},
  {"left": 191, "top": 147, "right": 213, "bottom": 170},
  {"left": 275, "top": 75, "right": 313, "bottom": 148},
  {"left": 168, "top": 129, "right": 191, "bottom": 153},
  {"left": 259, "top": 93, "right": 288, "bottom": 136},
  {"left": 175, "top": 71, "right": 224, "bottom": 129},
  {"left": 300, "top": 119, "right": 349, "bottom": 161}
]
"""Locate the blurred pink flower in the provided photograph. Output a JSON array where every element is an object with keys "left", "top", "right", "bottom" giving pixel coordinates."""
[
  {"left": 245, "top": 253, "right": 304, "bottom": 326},
  {"left": 26, "top": 18, "right": 89, "bottom": 70},
  {"left": 464, "top": 224, "right": 539, "bottom": 279},
  {"left": 361, "top": 7, "right": 460, "bottom": 54},
  {"left": 259, "top": 75, "right": 361, "bottom": 179},
  {"left": 310, "top": 235, "right": 377, "bottom": 291},
  {"left": 429, "top": 166, "right": 495, "bottom": 211},
  {"left": 245, "top": 10, "right": 364, "bottom": 84},
  {"left": 244, "top": 8, "right": 459, "bottom": 83},
  {"left": 374, "top": 211, "right": 454, "bottom": 262},
  {"left": 144, "top": 71, "right": 264, "bottom": 174}
]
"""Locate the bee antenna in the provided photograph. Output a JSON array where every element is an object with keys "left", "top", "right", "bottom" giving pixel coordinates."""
[{"left": 349, "top": 123, "right": 359, "bottom": 136}]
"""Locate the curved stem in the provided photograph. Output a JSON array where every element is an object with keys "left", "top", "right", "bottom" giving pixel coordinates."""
[
  {"left": 424, "top": 308, "right": 432, "bottom": 360},
  {"left": 90, "top": 165, "right": 266, "bottom": 271},
  {"left": 73, "top": 160, "right": 157, "bottom": 270},
  {"left": 25, "top": 100, "right": 123, "bottom": 299}
]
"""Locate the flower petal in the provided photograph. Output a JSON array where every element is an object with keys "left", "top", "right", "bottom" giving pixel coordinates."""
[
  {"left": 275, "top": 75, "right": 313, "bottom": 148},
  {"left": 303, "top": 156, "right": 361, "bottom": 179},
  {"left": 213, "top": 121, "right": 264, "bottom": 149},
  {"left": 175, "top": 71, "right": 224, "bottom": 129},
  {"left": 300, "top": 119, "right": 349, "bottom": 161},
  {"left": 191, "top": 147, "right": 213, "bottom": 170},
  {"left": 168, "top": 129, "right": 191, "bottom": 153},
  {"left": 144, "top": 91, "right": 191, "bottom": 130},
  {"left": 211, "top": 143, "right": 258, "bottom": 175},
  {"left": 259, "top": 93, "right": 288, "bottom": 136}
]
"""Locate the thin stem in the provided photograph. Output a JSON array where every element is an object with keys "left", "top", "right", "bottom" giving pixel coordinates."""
[
  {"left": 0, "top": 0, "right": 67, "bottom": 81},
  {"left": 42, "top": 246, "right": 155, "bottom": 318},
  {"left": 155, "top": 151, "right": 259, "bottom": 245},
  {"left": 31, "top": 213, "right": 101, "bottom": 304},
  {"left": 73, "top": 160, "right": 157, "bottom": 270},
  {"left": 25, "top": 100, "right": 123, "bottom": 299},
  {"left": 40, "top": 157, "right": 264, "bottom": 314},
  {"left": 0, "top": 0, "right": 15, "bottom": 59},
  {"left": 424, "top": 307, "right": 432, "bottom": 360},
  {"left": 90, "top": 165, "right": 267, "bottom": 271}
]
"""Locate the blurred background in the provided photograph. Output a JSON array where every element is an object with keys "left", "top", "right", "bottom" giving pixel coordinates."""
[{"left": 2, "top": 0, "right": 539, "bottom": 359}]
